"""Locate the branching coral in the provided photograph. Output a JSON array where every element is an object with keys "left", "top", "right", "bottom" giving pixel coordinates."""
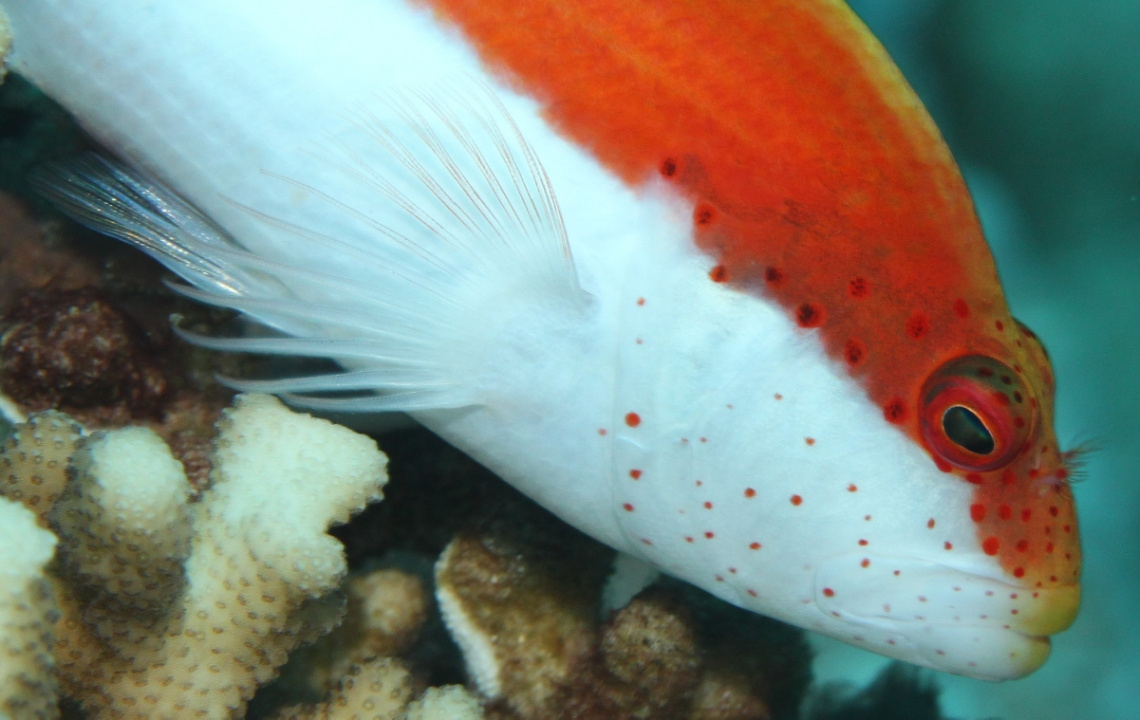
[
  {"left": 0, "top": 394, "right": 390, "bottom": 719},
  {"left": 0, "top": 409, "right": 83, "bottom": 525},
  {"left": 0, "top": 498, "right": 59, "bottom": 720}
]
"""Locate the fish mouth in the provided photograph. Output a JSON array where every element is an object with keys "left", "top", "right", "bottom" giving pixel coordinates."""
[{"left": 814, "top": 554, "right": 1080, "bottom": 680}]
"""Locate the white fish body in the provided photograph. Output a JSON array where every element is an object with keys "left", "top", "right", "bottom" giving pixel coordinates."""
[{"left": 0, "top": 0, "right": 1080, "bottom": 680}]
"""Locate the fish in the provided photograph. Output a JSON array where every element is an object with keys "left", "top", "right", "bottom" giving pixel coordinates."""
[{"left": 0, "top": 0, "right": 1080, "bottom": 680}]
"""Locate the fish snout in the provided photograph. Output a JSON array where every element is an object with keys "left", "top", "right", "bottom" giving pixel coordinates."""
[{"left": 814, "top": 554, "right": 1080, "bottom": 679}]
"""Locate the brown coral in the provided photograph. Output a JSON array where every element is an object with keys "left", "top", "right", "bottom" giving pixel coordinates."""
[
  {"left": 434, "top": 499, "right": 813, "bottom": 720},
  {"left": 0, "top": 287, "right": 168, "bottom": 416},
  {"left": 435, "top": 498, "right": 615, "bottom": 717}
]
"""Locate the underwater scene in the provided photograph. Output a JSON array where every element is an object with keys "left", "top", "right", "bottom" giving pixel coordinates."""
[{"left": 0, "top": 1, "right": 1135, "bottom": 719}]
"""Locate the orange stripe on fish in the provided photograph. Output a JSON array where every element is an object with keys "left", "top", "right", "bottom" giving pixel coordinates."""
[{"left": 418, "top": 0, "right": 1078, "bottom": 590}]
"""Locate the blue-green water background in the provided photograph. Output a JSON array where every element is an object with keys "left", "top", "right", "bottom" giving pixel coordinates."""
[{"left": 819, "top": 2, "right": 1139, "bottom": 718}]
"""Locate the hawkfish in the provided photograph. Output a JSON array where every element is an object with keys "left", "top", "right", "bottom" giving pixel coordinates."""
[{"left": 0, "top": 0, "right": 1080, "bottom": 680}]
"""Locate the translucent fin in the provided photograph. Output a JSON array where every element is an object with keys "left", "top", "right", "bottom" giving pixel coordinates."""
[{"left": 34, "top": 83, "right": 585, "bottom": 412}]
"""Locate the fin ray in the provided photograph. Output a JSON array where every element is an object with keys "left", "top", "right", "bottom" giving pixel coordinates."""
[{"left": 35, "top": 82, "right": 584, "bottom": 412}]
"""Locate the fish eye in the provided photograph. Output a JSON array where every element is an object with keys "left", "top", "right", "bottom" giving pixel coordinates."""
[
  {"left": 919, "top": 355, "right": 1034, "bottom": 472},
  {"left": 942, "top": 405, "right": 995, "bottom": 455}
]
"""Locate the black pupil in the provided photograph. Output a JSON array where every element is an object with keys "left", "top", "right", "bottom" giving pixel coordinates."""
[{"left": 942, "top": 406, "right": 995, "bottom": 455}]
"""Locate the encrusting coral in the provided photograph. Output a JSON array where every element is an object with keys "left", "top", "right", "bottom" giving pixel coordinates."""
[
  {"left": 0, "top": 393, "right": 391, "bottom": 719},
  {"left": 0, "top": 288, "right": 169, "bottom": 416}
]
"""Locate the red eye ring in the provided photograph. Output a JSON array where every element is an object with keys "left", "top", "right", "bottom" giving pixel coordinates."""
[{"left": 920, "top": 355, "right": 1035, "bottom": 472}]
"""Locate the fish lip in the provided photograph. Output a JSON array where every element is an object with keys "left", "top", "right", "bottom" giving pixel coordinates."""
[
  {"left": 812, "top": 553, "right": 1078, "bottom": 679},
  {"left": 814, "top": 553, "right": 1080, "bottom": 637}
]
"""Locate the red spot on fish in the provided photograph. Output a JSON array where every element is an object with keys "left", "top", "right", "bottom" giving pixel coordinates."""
[
  {"left": 858, "top": 539, "right": 868, "bottom": 546},
  {"left": 694, "top": 202, "right": 718, "bottom": 226},
  {"left": 883, "top": 398, "right": 908, "bottom": 424},
  {"left": 764, "top": 266, "right": 785, "bottom": 286},
  {"left": 1049, "top": 505, "right": 1059, "bottom": 517},
  {"left": 823, "top": 588, "right": 835, "bottom": 598},
  {"left": 597, "top": 428, "right": 607, "bottom": 436},
  {"left": 709, "top": 264, "right": 729, "bottom": 282},
  {"left": 796, "top": 302, "right": 824, "bottom": 328},
  {"left": 685, "top": 536, "right": 694, "bottom": 543},
  {"left": 934, "top": 457, "right": 952, "bottom": 473},
  {"left": 703, "top": 501, "right": 713, "bottom": 509},
  {"left": 705, "top": 531, "right": 715, "bottom": 539},
  {"left": 998, "top": 504, "right": 1013, "bottom": 520},
  {"left": 844, "top": 338, "right": 866, "bottom": 366},
  {"left": 622, "top": 503, "right": 634, "bottom": 512},
  {"left": 971, "top": 504, "right": 987, "bottom": 522},
  {"left": 660, "top": 157, "right": 677, "bottom": 177},
  {"left": 1016, "top": 540, "right": 1029, "bottom": 553},
  {"left": 790, "top": 494, "right": 803, "bottom": 506},
  {"left": 1021, "top": 508, "right": 1031, "bottom": 522},
  {"left": 747, "top": 589, "right": 758, "bottom": 597},
  {"left": 773, "top": 393, "right": 783, "bottom": 401},
  {"left": 861, "top": 558, "right": 870, "bottom": 568},
  {"left": 966, "top": 473, "right": 984, "bottom": 485},
  {"left": 1045, "top": 542, "right": 1054, "bottom": 553},
  {"left": 848, "top": 277, "right": 870, "bottom": 298},
  {"left": 744, "top": 488, "right": 756, "bottom": 498},
  {"left": 927, "top": 518, "right": 936, "bottom": 529},
  {"left": 847, "top": 484, "right": 858, "bottom": 492},
  {"left": 805, "top": 437, "right": 815, "bottom": 446},
  {"left": 625, "top": 412, "right": 641, "bottom": 427},
  {"left": 636, "top": 297, "right": 645, "bottom": 306},
  {"left": 995, "top": 320, "right": 1005, "bottom": 331},
  {"left": 954, "top": 298, "right": 970, "bottom": 318},
  {"left": 629, "top": 469, "right": 642, "bottom": 479},
  {"left": 1014, "top": 567, "right": 1025, "bottom": 578},
  {"left": 905, "top": 312, "right": 930, "bottom": 340},
  {"left": 749, "top": 542, "right": 761, "bottom": 550},
  {"left": 1003, "top": 470, "right": 1017, "bottom": 485},
  {"left": 983, "top": 537, "right": 1001, "bottom": 555}
]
